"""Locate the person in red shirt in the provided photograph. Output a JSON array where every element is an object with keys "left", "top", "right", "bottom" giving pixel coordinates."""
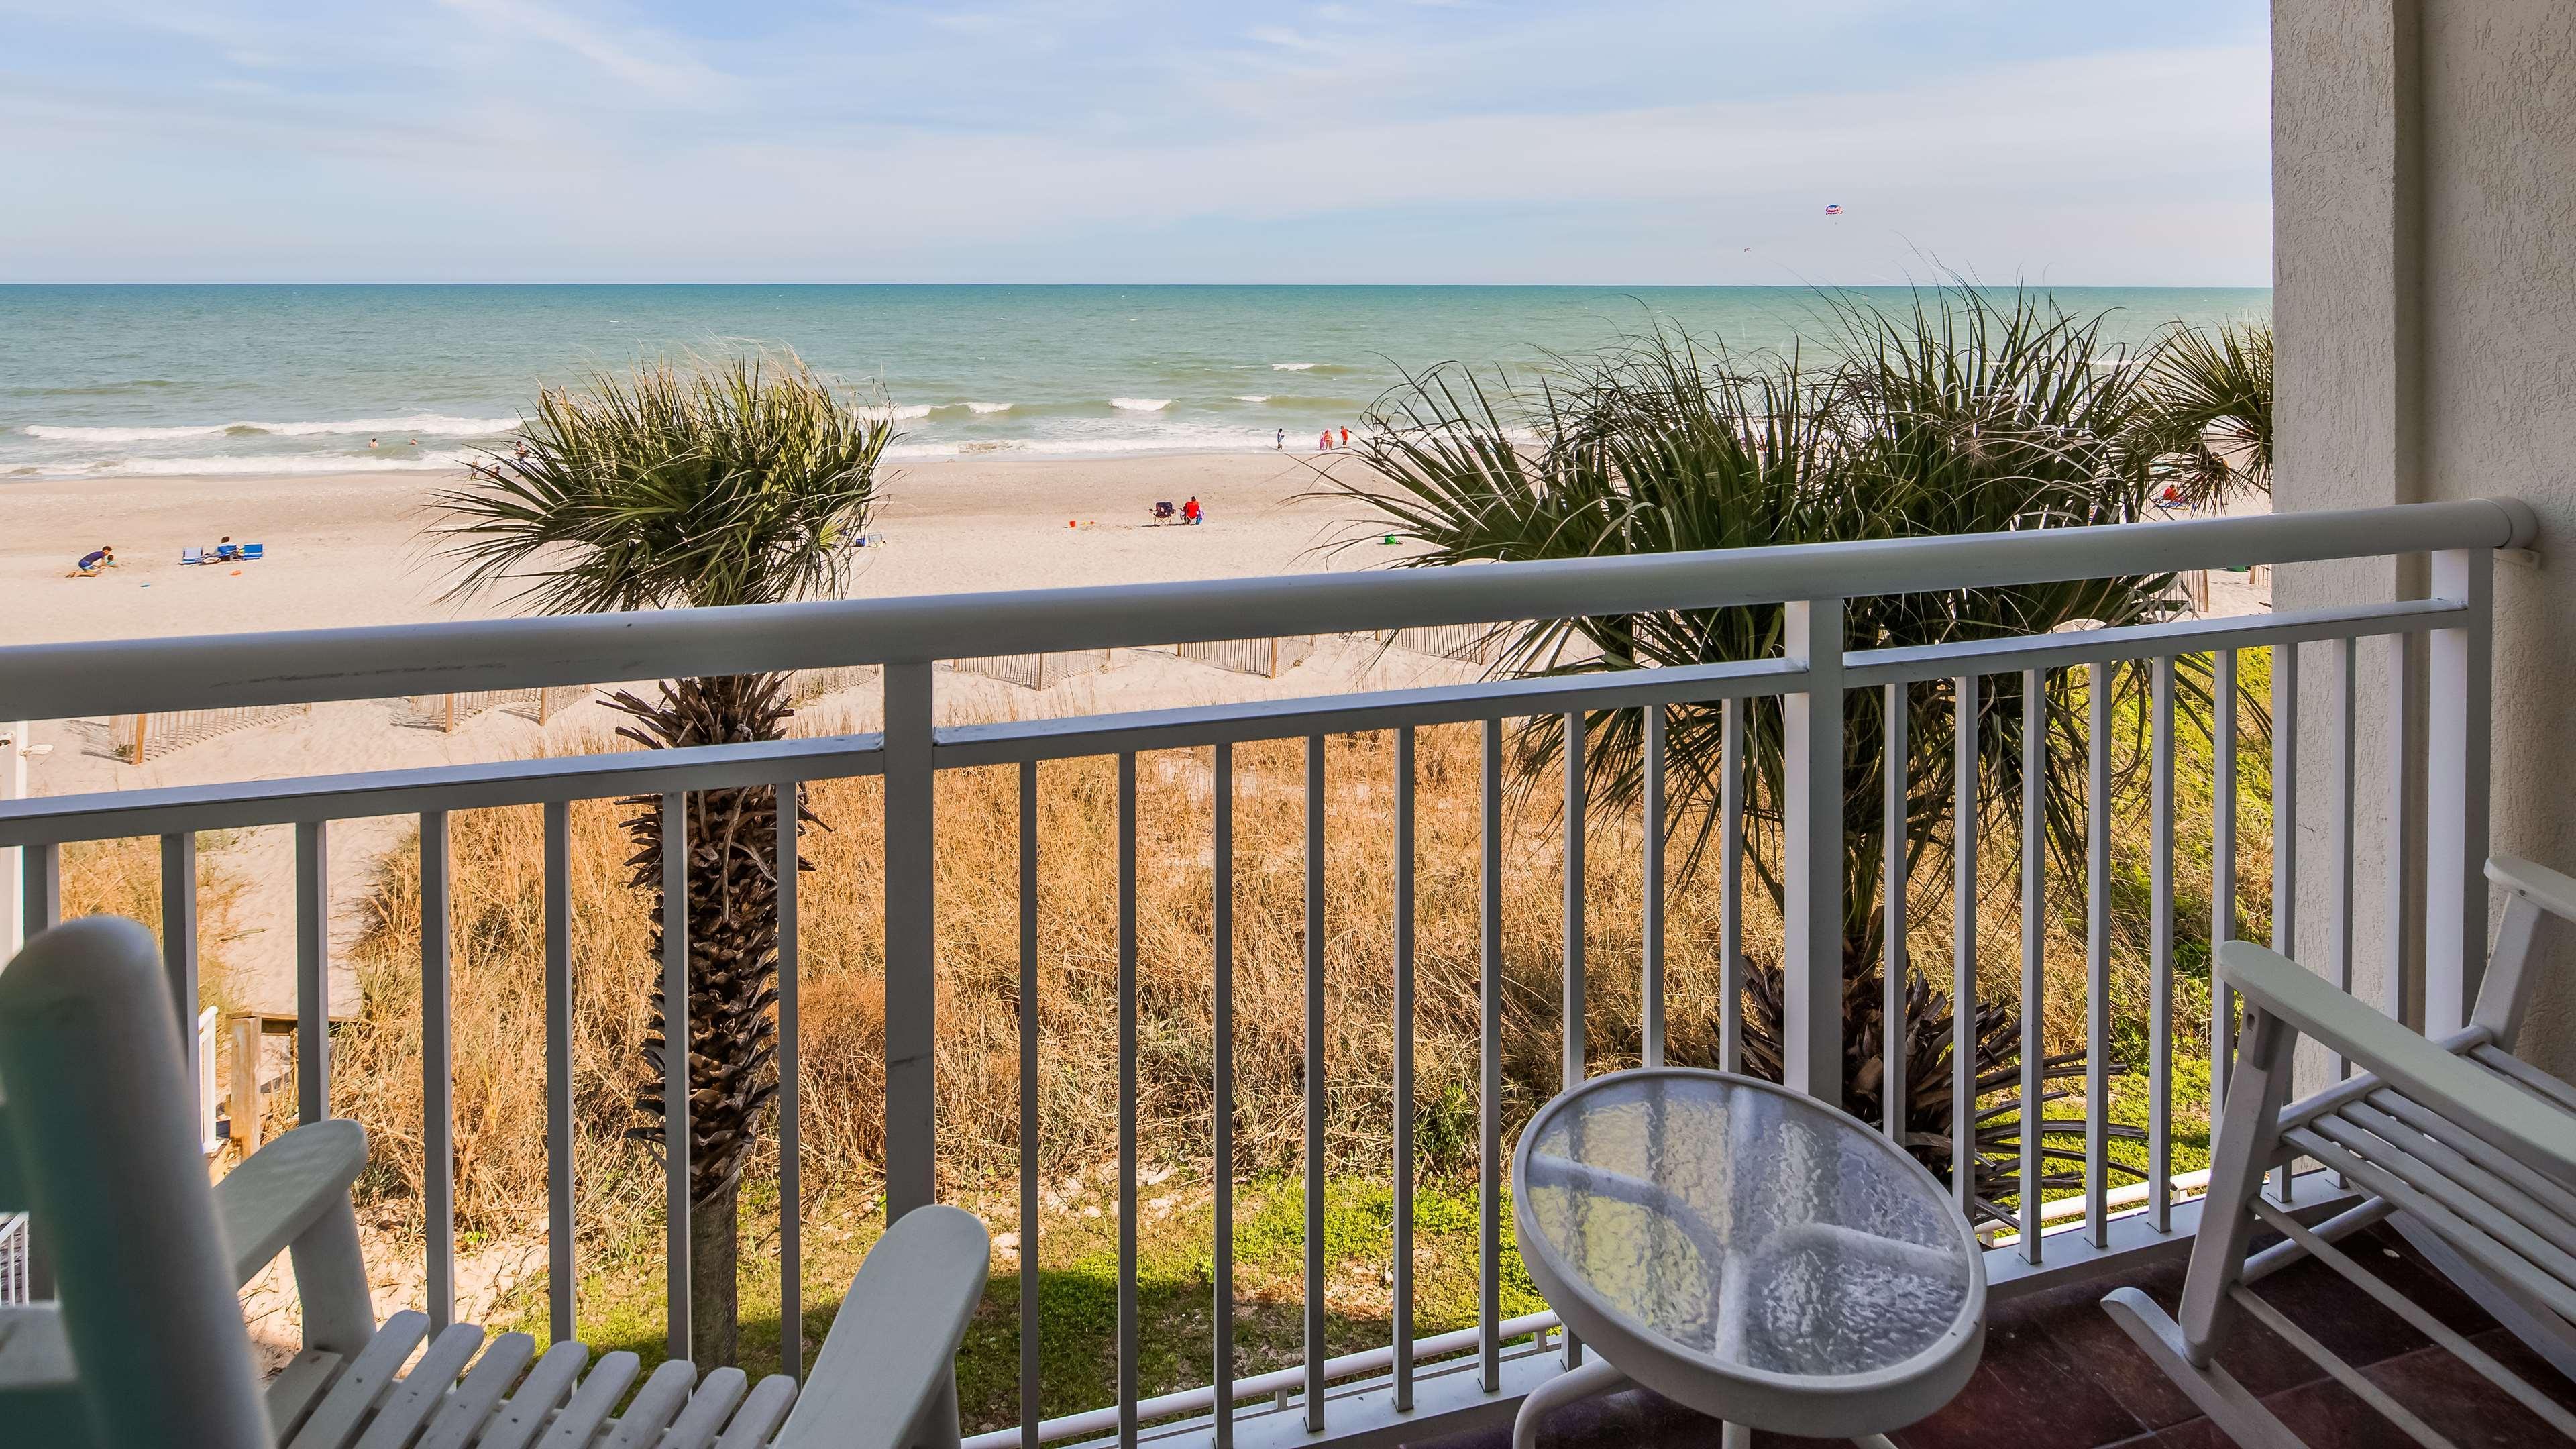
[{"left": 1183, "top": 496, "right": 1203, "bottom": 525}]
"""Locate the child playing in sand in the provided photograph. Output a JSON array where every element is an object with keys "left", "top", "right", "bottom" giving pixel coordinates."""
[{"left": 70, "top": 545, "right": 113, "bottom": 576}]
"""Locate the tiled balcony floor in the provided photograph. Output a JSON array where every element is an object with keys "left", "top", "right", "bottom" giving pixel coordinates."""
[{"left": 1411, "top": 1226, "right": 2576, "bottom": 1449}]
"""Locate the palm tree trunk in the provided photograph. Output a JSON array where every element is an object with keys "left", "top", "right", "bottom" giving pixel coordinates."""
[
  {"left": 614, "top": 673, "right": 808, "bottom": 1368},
  {"left": 690, "top": 1179, "right": 741, "bottom": 1367}
]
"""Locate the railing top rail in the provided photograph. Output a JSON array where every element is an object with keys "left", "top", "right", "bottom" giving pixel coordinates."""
[
  {"left": 0, "top": 498, "right": 2533, "bottom": 721},
  {"left": 0, "top": 733, "right": 885, "bottom": 847},
  {"left": 0, "top": 593, "right": 2465, "bottom": 847}
]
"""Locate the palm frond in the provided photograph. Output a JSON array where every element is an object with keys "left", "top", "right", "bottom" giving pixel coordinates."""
[
  {"left": 2142, "top": 321, "right": 2272, "bottom": 510},
  {"left": 429, "top": 350, "right": 892, "bottom": 614}
]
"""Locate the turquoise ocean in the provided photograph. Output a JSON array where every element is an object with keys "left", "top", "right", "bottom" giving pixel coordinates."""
[{"left": 0, "top": 286, "right": 2270, "bottom": 479}]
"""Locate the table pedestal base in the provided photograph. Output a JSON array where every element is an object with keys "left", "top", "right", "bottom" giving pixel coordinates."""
[{"left": 1509, "top": 1360, "right": 1904, "bottom": 1449}]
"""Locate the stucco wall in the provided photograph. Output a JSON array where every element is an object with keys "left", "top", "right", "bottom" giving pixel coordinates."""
[{"left": 2274, "top": 0, "right": 2576, "bottom": 1075}]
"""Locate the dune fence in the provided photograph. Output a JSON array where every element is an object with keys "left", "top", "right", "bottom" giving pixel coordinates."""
[
  {"left": 111, "top": 703, "right": 317, "bottom": 762},
  {"left": 1171, "top": 635, "right": 1316, "bottom": 678},
  {"left": 946, "top": 651, "right": 1114, "bottom": 691}
]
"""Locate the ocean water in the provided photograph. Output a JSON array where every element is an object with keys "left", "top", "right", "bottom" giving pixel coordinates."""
[{"left": 0, "top": 285, "right": 2271, "bottom": 479}]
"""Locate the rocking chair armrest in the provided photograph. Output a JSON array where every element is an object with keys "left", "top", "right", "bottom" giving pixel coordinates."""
[
  {"left": 213, "top": 1118, "right": 368, "bottom": 1288},
  {"left": 774, "top": 1204, "right": 990, "bottom": 1449},
  {"left": 2489, "top": 857, "right": 2576, "bottom": 930},
  {"left": 2218, "top": 942, "right": 2576, "bottom": 1177}
]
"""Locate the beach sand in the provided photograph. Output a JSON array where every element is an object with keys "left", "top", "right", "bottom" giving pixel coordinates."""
[{"left": 0, "top": 451, "right": 1384, "bottom": 646}]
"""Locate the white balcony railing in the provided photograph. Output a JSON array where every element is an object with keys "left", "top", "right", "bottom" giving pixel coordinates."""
[{"left": 0, "top": 497, "right": 2534, "bottom": 1449}]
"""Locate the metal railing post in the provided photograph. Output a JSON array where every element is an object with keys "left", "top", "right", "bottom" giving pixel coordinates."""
[
  {"left": 1782, "top": 598, "right": 1845, "bottom": 1106},
  {"left": 658, "top": 794, "right": 688, "bottom": 1358},
  {"left": 883, "top": 661, "right": 939, "bottom": 1219},
  {"left": 161, "top": 833, "right": 199, "bottom": 1087},
  {"left": 296, "top": 820, "right": 329, "bottom": 1124},
  {"left": 2424, "top": 547, "right": 2493, "bottom": 1036},
  {"left": 1, "top": 721, "right": 23, "bottom": 961},
  {"left": 544, "top": 801, "right": 576, "bottom": 1349},
  {"left": 422, "top": 811, "right": 455, "bottom": 1332}
]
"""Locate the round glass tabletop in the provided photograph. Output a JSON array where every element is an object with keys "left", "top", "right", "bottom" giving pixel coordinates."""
[{"left": 1513, "top": 1068, "right": 1984, "bottom": 1436}]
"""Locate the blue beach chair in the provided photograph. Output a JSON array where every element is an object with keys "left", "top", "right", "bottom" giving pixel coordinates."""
[
  {"left": 180, "top": 548, "right": 204, "bottom": 566},
  {"left": 241, "top": 543, "right": 265, "bottom": 562}
]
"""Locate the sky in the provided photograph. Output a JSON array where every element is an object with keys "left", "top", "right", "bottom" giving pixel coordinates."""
[{"left": 0, "top": 1, "right": 2273, "bottom": 285}]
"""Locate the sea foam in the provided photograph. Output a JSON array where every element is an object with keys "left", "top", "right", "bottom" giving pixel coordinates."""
[
  {"left": 1233, "top": 395, "right": 1271, "bottom": 403},
  {"left": 23, "top": 413, "right": 517, "bottom": 443},
  {"left": 885, "top": 426, "right": 1283, "bottom": 461},
  {"left": 1109, "top": 398, "right": 1171, "bottom": 411},
  {"left": 100, "top": 451, "right": 476, "bottom": 475},
  {"left": 965, "top": 401, "right": 1014, "bottom": 413},
  {"left": 1271, "top": 362, "right": 1318, "bottom": 371}
]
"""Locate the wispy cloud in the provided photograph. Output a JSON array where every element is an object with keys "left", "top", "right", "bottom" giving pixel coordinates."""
[
  {"left": 434, "top": 0, "right": 725, "bottom": 101},
  {"left": 0, "top": 0, "right": 2271, "bottom": 282}
]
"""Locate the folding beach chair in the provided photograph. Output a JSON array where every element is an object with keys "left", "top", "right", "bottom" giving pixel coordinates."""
[
  {"left": 0, "top": 916, "right": 992, "bottom": 1449},
  {"left": 217, "top": 543, "right": 240, "bottom": 560},
  {"left": 181, "top": 547, "right": 205, "bottom": 566},
  {"left": 2104, "top": 856, "right": 2576, "bottom": 1447},
  {"left": 242, "top": 543, "right": 266, "bottom": 561}
]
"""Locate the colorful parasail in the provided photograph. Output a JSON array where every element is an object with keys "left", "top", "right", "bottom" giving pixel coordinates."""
[{"left": 1825, "top": 203, "right": 1843, "bottom": 215}]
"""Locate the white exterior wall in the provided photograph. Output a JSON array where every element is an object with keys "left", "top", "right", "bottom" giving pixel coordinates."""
[{"left": 2274, "top": 0, "right": 2576, "bottom": 1074}]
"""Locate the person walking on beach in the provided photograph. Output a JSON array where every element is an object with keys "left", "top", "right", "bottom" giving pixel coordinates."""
[{"left": 1276, "top": 428, "right": 1285, "bottom": 449}]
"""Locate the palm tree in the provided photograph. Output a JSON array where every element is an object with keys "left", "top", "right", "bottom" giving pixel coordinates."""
[
  {"left": 432, "top": 353, "right": 893, "bottom": 1364},
  {"left": 2143, "top": 321, "right": 2272, "bottom": 510},
  {"left": 1321, "top": 288, "right": 2187, "bottom": 1221}
]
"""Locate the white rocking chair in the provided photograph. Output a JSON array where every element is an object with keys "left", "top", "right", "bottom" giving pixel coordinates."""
[
  {"left": 0, "top": 914, "right": 991, "bottom": 1449},
  {"left": 2104, "top": 856, "right": 2576, "bottom": 1448}
]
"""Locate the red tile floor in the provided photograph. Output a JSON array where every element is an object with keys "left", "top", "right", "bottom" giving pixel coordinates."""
[{"left": 1409, "top": 1226, "right": 2576, "bottom": 1449}]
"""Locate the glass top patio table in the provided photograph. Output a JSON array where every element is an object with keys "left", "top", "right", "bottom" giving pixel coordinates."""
[{"left": 1511, "top": 1068, "right": 1987, "bottom": 1439}]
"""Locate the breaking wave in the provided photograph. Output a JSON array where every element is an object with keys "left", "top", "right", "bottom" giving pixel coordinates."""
[
  {"left": 91, "top": 451, "right": 476, "bottom": 475},
  {"left": 19, "top": 414, "right": 516, "bottom": 442}
]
